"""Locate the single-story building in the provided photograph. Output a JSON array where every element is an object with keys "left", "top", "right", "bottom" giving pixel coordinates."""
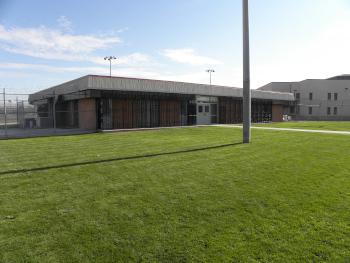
[{"left": 28, "top": 75, "right": 295, "bottom": 130}]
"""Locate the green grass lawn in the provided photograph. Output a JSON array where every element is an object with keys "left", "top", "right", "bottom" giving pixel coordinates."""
[
  {"left": 254, "top": 121, "right": 350, "bottom": 131},
  {"left": 1, "top": 127, "right": 349, "bottom": 262}
]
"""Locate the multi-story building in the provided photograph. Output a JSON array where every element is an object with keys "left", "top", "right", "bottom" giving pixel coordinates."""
[{"left": 258, "top": 75, "right": 350, "bottom": 121}]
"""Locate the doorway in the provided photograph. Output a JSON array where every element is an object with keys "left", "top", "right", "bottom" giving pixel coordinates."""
[{"left": 197, "top": 103, "right": 217, "bottom": 125}]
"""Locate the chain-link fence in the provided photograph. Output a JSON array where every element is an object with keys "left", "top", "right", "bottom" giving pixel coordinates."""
[
  {"left": 0, "top": 89, "right": 294, "bottom": 140},
  {"left": 0, "top": 90, "right": 95, "bottom": 139}
]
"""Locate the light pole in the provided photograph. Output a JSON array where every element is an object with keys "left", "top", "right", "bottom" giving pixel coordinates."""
[
  {"left": 206, "top": 69, "right": 215, "bottom": 85},
  {"left": 104, "top": 56, "right": 117, "bottom": 77},
  {"left": 243, "top": 0, "right": 251, "bottom": 143}
]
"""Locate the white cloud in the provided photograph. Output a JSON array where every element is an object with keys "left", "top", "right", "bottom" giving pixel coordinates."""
[
  {"left": 117, "top": 27, "right": 129, "bottom": 33},
  {"left": 161, "top": 48, "right": 221, "bottom": 66},
  {"left": 57, "top": 16, "right": 73, "bottom": 33},
  {"left": 88, "top": 52, "right": 152, "bottom": 66},
  {"left": 0, "top": 61, "right": 239, "bottom": 88},
  {"left": 119, "top": 52, "right": 149, "bottom": 64},
  {"left": 0, "top": 24, "right": 121, "bottom": 62},
  {"left": 0, "top": 24, "right": 153, "bottom": 67},
  {"left": 0, "top": 62, "right": 160, "bottom": 79},
  {"left": 0, "top": 62, "right": 105, "bottom": 74}
]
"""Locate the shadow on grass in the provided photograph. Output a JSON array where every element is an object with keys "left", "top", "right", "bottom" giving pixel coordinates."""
[{"left": 0, "top": 142, "right": 242, "bottom": 176}]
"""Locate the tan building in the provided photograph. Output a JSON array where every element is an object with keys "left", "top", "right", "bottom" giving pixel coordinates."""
[
  {"left": 29, "top": 75, "right": 294, "bottom": 130},
  {"left": 259, "top": 75, "right": 350, "bottom": 121}
]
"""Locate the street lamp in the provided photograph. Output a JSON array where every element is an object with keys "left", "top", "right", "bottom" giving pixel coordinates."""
[
  {"left": 104, "top": 56, "right": 117, "bottom": 77},
  {"left": 243, "top": 0, "right": 251, "bottom": 144},
  {"left": 206, "top": 69, "right": 215, "bottom": 85}
]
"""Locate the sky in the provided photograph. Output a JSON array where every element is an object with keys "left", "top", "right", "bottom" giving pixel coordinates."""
[{"left": 0, "top": 0, "right": 350, "bottom": 94}]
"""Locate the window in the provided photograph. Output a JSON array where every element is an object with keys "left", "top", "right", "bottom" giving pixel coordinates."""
[
  {"left": 290, "top": 106, "right": 295, "bottom": 114},
  {"left": 334, "top": 93, "right": 338, "bottom": 101},
  {"left": 198, "top": 105, "right": 203, "bottom": 113},
  {"left": 327, "top": 107, "right": 331, "bottom": 115},
  {"left": 205, "top": 105, "right": 210, "bottom": 113},
  {"left": 308, "top": 107, "right": 313, "bottom": 115},
  {"left": 328, "top": 93, "right": 332, "bottom": 100},
  {"left": 211, "top": 104, "right": 218, "bottom": 123},
  {"left": 309, "top": 93, "right": 313, "bottom": 100},
  {"left": 334, "top": 107, "right": 338, "bottom": 115},
  {"left": 296, "top": 93, "right": 300, "bottom": 100}
]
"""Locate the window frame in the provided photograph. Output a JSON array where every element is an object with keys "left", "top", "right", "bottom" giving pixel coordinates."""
[
  {"left": 198, "top": 105, "right": 203, "bottom": 113},
  {"left": 308, "top": 107, "right": 313, "bottom": 115},
  {"left": 328, "top": 93, "right": 332, "bottom": 100},
  {"left": 309, "top": 93, "right": 313, "bottom": 101}
]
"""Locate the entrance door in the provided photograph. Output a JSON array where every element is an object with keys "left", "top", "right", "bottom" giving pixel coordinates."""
[{"left": 197, "top": 103, "right": 211, "bottom": 125}]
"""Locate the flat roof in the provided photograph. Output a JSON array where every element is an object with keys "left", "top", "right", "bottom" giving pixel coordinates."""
[{"left": 29, "top": 75, "right": 295, "bottom": 103}]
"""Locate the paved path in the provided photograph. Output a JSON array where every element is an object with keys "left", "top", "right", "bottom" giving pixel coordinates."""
[
  {"left": 0, "top": 128, "right": 95, "bottom": 139},
  {"left": 214, "top": 125, "right": 350, "bottom": 135}
]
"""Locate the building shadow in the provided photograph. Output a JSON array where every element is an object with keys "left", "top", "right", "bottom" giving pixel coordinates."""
[{"left": 0, "top": 142, "right": 243, "bottom": 176}]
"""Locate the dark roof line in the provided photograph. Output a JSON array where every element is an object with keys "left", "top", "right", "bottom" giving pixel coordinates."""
[
  {"left": 88, "top": 74, "right": 240, "bottom": 89},
  {"left": 327, "top": 75, "right": 350, "bottom": 80}
]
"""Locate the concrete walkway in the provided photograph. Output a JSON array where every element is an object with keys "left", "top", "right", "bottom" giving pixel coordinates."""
[
  {"left": 214, "top": 124, "right": 350, "bottom": 135},
  {"left": 0, "top": 128, "right": 95, "bottom": 139}
]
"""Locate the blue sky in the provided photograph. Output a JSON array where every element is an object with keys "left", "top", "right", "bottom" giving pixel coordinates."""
[{"left": 0, "top": 0, "right": 350, "bottom": 93}]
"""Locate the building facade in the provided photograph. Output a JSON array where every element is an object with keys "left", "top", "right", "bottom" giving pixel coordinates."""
[
  {"left": 258, "top": 75, "right": 350, "bottom": 121},
  {"left": 29, "top": 75, "right": 294, "bottom": 130}
]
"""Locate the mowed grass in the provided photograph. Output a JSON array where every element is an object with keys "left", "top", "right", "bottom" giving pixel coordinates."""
[
  {"left": 254, "top": 121, "right": 350, "bottom": 131},
  {"left": 0, "top": 127, "right": 349, "bottom": 262}
]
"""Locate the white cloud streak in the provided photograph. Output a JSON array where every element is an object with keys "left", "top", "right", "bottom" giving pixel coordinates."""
[
  {"left": 0, "top": 62, "right": 161, "bottom": 79},
  {"left": 0, "top": 24, "right": 121, "bottom": 62},
  {"left": 57, "top": 16, "right": 73, "bottom": 33},
  {"left": 161, "top": 48, "right": 221, "bottom": 66}
]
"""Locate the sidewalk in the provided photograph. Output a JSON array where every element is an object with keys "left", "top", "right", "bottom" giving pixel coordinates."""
[
  {"left": 0, "top": 128, "right": 95, "bottom": 139},
  {"left": 214, "top": 124, "right": 350, "bottom": 135}
]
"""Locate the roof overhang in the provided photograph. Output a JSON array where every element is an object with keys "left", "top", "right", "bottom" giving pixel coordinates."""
[{"left": 29, "top": 75, "right": 295, "bottom": 104}]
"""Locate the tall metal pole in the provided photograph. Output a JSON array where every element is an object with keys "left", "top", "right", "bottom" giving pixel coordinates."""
[
  {"left": 105, "top": 56, "right": 117, "bottom": 78},
  {"left": 109, "top": 60, "right": 112, "bottom": 77},
  {"left": 16, "top": 97, "right": 19, "bottom": 125},
  {"left": 3, "top": 88, "right": 8, "bottom": 138},
  {"left": 53, "top": 90, "right": 56, "bottom": 133},
  {"left": 206, "top": 69, "right": 215, "bottom": 86},
  {"left": 243, "top": 0, "right": 251, "bottom": 143}
]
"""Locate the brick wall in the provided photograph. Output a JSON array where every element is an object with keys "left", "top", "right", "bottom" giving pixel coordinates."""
[
  {"left": 78, "top": 99, "right": 96, "bottom": 130},
  {"left": 272, "top": 104, "right": 284, "bottom": 122}
]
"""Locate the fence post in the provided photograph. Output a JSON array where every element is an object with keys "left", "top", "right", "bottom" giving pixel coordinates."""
[
  {"left": 16, "top": 97, "right": 18, "bottom": 125},
  {"left": 53, "top": 90, "right": 56, "bottom": 133},
  {"left": 21, "top": 100, "right": 24, "bottom": 128},
  {"left": 3, "top": 88, "right": 8, "bottom": 139}
]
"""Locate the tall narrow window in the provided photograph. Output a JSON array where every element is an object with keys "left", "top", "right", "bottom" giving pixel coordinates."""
[
  {"left": 290, "top": 106, "right": 295, "bottom": 114},
  {"left": 296, "top": 93, "right": 300, "bottom": 100},
  {"left": 328, "top": 93, "right": 332, "bottom": 100},
  {"left": 334, "top": 107, "right": 338, "bottom": 115},
  {"left": 327, "top": 107, "right": 331, "bottom": 115},
  {"left": 309, "top": 93, "right": 313, "bottom": 100},
  {"left": 309, "top": 107, "right": 313, "bottom": 115},
  {"left": 334, "top": 93, "right": 338, "bottom": 101}
]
